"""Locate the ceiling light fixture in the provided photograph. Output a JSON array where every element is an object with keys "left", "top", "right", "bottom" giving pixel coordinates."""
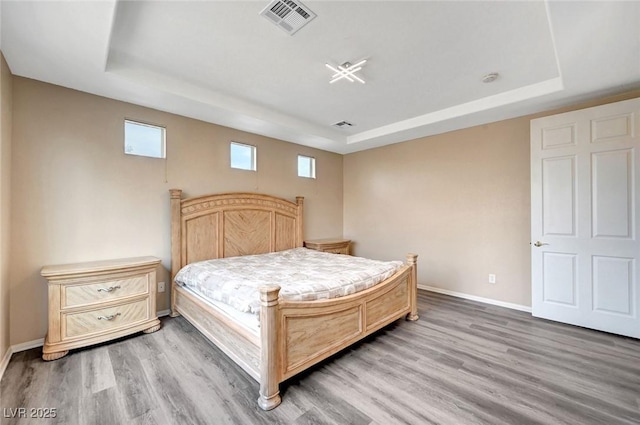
[{"left": 325, "top": 60, "right": 367, "bottom": 84}]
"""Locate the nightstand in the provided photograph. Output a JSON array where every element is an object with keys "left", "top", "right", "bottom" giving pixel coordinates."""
[
  {"left": 304, "top": 238, "right": 351, "bottom": 255},
  {"left": 41, "top": 256, "right": 161, "bottom": 361}
]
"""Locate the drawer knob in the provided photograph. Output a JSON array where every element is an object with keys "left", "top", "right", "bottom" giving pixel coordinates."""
[
  {"left": 97, "top": 313, "right": 121, "bottom": 321},
  {"left": 97, "top": 285, "right": 121, "bottom": 293}
]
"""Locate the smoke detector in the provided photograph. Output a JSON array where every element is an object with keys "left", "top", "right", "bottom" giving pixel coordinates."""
[
  {"left": 482, "top": 72, "right": 499, "bottom": 83},
  {"left": 259, "top": 0, "right": 316, "bottom": 35}
]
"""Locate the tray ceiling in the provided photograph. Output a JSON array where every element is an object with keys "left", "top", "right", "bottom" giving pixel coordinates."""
[{"left": 2, "top": 1, "right": 639, "bottom": 154}]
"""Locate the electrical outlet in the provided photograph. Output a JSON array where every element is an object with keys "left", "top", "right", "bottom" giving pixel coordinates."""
[
  {"left": 488, "top": 274, "right": 496, "bottom": 284},
  {"left": 158, "top": 281, "right": 166, "bottom": 293}
]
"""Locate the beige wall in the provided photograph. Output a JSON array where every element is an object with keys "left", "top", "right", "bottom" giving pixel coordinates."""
[
  {"left": 6, "top": 73, "right": 639, "bottom": 346},
  {"left": 10, "top": 77, "right": 343, "bottom": 345},
  {"left": 344, "top": 90, "right": 640, "bottom": 308},
  {"left": 345, "top": 117, "right": 532, "bottom": 306},
  {"left": 1, "top": 53, "right": 12, "bottom": 360}
]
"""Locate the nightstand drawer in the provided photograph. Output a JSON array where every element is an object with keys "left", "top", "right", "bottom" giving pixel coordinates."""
[
  {"left": 63, "top": 275, "right": 149, "bottom": 309},
  {"left": 323, "top": 247, "right": 350, "bottom": 255},
  {"left": 63, "top": 298, "right": 149, "bottom": 339}
]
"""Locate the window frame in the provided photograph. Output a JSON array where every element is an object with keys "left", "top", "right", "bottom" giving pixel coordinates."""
[
  {"left": 297, "top": 154, "right": 316, "bottom": 179},
  {"left": 124, "top": 119, "right": 166, "bottom": 159},
  {"left": 230, "top": 141, "right": 257, "bottom": 171}
]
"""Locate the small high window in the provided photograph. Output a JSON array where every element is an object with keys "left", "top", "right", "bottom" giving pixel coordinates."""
[
  {"left": 230, "top": 142, "right": 257, "bottom": 171},
  {"left": 124, "top": 120, "right": 166, "bottom": 158},
  {"left": 298, "top": 155, "right": 316, "bottom": 179}
]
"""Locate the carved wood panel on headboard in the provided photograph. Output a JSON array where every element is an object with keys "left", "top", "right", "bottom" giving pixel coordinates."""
[{"left": 170, "top": 190, "right": 304, "bottom": 281}]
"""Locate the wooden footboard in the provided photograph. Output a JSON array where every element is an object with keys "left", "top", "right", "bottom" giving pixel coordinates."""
[
  {"left": 281, "top": 264, "right": 414, "bottom": 379},
  {"left": 171, "top": 254, "right": 419, "bottom": 411},
  {"left": 257, "top": 254, "right": 419, "bottom": 409}
]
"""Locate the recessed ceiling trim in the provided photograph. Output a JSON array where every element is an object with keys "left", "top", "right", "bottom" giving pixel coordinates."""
[
  {"left": 347, "top": 77, "right": 565, "bottom": 145},
  {"left": 102, "top": 0, "right": 120, "bottom": 72},
  {"left": 6, "top": 1, "right": 638, "bottom": 156}
]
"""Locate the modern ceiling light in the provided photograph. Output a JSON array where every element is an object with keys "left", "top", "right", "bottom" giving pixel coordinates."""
[
  {"left": 325, "top": 60, "right": 367, "bottom": 84},
  {"left": 482, "top": 72, "right": 499, "bottom": 83}
]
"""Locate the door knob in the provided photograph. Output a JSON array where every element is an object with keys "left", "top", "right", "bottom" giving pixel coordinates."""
[{"left": 533, "top": 241, "right": 549, "bottom": 247}]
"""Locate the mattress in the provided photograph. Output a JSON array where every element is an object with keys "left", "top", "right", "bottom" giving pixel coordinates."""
[{"left": 175, "top": 247, "right": 403, "bottom": 315}]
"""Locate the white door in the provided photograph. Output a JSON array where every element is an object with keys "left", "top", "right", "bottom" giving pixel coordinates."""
[{"left": 531, "top": 97, "right": 640, "bottom": 338}]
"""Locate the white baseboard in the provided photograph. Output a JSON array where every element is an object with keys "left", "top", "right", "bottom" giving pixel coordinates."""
[
  {"left": 158, "top": 309, "right": 171, "bottom": 317},
  {"left": 418, "top": 284, "right": 532, "bottom": 313},
  {"left": 11, "top": 338, "right": 45, "bottom": 353},
  {"left": 0, "top": 338, "right": 44, "bottom": 382},
  {"left": 0, "top": 346, "right": 11, "bottom": 381}
]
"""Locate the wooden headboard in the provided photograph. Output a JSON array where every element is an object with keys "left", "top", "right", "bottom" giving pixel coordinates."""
[{"left": 170, "top": 189, "right": 304, "bottom": 281}]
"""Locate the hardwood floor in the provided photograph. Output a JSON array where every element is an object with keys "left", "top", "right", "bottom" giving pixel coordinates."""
[{"left": 2, "top": 291, "right": 639, "bottom": 424}]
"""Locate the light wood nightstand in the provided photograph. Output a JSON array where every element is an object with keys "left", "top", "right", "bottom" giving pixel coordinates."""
[
  {"left": 41, "top": 256, "right": 161, "bottom": 361},
  {"left": 304, "top": 238, "right": 351, "bottom": 255}
]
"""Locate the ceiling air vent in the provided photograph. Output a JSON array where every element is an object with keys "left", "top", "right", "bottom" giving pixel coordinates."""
[
  {"left": 333, "top": 121, "right": 354, "bottom": 128},
  {"left": 259, "top": 0, "right": 316, "bottom": 35}
]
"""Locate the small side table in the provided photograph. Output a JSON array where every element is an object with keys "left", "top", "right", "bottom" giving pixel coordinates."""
[{"left": 304, "top": 239, "right": 351, "bottom": 255}]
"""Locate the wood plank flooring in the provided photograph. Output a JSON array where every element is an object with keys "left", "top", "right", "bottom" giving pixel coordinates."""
[{"left": 2, "top": 291, "right": 639, "bottom": 424}]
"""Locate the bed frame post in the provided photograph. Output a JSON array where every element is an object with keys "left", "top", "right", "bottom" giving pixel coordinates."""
[
  {"left": 258, "top": 285, "right": 282, "bottom": 410},
  {"left": 406, "top": 253, "right": 419, "bottom": 321},
  {"left": 170, "top": 189, "right": 183, "bottom": 318},
  {"left": 295, "top": 196, "right": 304, "bottom": 247}
]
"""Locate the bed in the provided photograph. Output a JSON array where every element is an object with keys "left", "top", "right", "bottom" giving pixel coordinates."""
[{"left": 169, "top": 189, "right": 419, "bottom": 410}]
